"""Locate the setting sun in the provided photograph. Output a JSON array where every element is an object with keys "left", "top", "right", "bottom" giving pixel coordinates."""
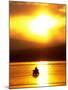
[
  {"left": 29, "top": 14, "right": 57, "bottom": 36},
  {"left": 10, "top": 2, "right": 65, "bottom": 45}
]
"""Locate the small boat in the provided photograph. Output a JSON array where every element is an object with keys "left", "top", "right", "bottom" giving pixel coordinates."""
[{"left": 33, "top": 67, "right": 39, "bottom": 77}]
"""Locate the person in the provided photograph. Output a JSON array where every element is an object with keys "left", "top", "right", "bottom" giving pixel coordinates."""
[
  {"left": 33, "top": 67, "right": 39, "bottom": 77},
  {"left": 35, "top": 67, "right": 38, "bottom": 73}
]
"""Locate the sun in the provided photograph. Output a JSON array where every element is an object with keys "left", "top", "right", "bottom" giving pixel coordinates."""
[{"left": 29, "top": 14, "right": 56, "bottom": 36}]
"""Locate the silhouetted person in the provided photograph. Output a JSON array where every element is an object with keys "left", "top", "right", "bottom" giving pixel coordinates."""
[
  {"left": 35, "top": 67, "right": 38, "bottom": 72},
  {"left": 33, "top": 67, "right": 39, "bottom": 77}
]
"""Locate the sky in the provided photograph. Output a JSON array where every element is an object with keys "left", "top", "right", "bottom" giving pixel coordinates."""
[{"left": 10, "top": 1, "right": 66, "bottom": 50}]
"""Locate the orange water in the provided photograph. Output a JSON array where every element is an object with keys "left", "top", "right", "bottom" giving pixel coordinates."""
[{"left": 10, "top": 61, "right": 66, "bottom": 89}]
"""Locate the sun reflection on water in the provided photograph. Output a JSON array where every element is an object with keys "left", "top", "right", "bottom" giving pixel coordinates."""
[{"left": 37, "top": 61, "right": 48, "bottom": 86}]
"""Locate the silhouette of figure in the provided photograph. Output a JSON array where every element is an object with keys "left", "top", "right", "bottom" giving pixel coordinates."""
[
  {"left": 33, "top": 67, "right": 39, "bottom": 77},
  {"left": 35, "top": 67, "right": 38, "bottom": 72}
]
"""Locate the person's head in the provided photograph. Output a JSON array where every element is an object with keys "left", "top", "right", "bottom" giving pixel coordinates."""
[{"left": 35, "top": 67, "right": 37, "bottom": 69}]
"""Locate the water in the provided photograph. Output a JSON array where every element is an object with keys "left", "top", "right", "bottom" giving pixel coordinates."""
[{"left": 10, "top": 61, "right": 66, "bottom": 89}]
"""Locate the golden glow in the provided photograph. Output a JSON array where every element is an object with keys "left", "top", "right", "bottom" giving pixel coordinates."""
[
  {"left": 10, "top": 15, "right": 65, "bottom": 44},
  {"left": 37, "top": 61, "right": 48, "bottom": 85},
  {"left": 10, "top": 3, "right": 66, "bottom": 45},
  {"left": 30, "top": 14, "right": 57, "bottom": 36}
]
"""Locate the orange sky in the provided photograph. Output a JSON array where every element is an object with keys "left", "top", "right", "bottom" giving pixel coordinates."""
[{"left": 10, "top": 1, "right": 66, "bottom": 50}]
